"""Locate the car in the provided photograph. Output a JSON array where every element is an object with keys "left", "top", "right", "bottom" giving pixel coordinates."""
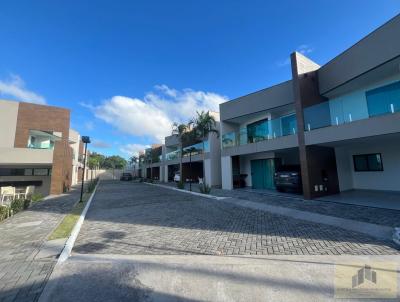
[
  {"left": 173, "top": 171, "right": 180, "bottom": 182},
  {"left": 274, "top": 165, "right": 302, "bottom": 193},
  {"left": 120, "top": 172, "right": 133, "bottom": 181}
]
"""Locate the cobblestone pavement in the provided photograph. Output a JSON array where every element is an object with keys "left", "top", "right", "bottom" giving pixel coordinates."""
[
  {"left": 74, "top": 181, "right": 399, "bottom": 256},
  {"left": 0, "top": 188, "right": 81, "bottom": 302},
  {"left": 163, "top": 182, "right": 400, "bottom": 227}
]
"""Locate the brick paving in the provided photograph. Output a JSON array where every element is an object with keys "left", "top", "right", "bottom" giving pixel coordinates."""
[
  {"left": 163, "top": 182, "right": 400, "bottom": 227},
  {"left": 0, "top": 188, "right": 81, "bottom": 302},
  {"left": 74, "top": 181, "right": 399, "bottom": 256}
]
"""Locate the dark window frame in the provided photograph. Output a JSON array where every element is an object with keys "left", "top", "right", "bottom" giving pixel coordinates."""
[{"left": 353, "top": 153, "right": 383, "bottom": 172}]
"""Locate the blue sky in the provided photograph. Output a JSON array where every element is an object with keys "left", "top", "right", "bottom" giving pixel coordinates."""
[{"left": 0, "top": 1, "right": 399, "bottom": 158}]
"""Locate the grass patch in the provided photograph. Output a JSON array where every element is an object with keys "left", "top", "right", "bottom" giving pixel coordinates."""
[{"left": 48, "top": 193, "right": 90, "bottom": 241}]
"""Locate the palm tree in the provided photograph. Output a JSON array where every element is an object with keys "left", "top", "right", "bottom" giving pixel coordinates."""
[
  {"left": 193, "top": 111, "right": 219, "bottom": 186},
  {"left": 171, "top": 122, "right": 189, "bottom": 181},
  {"left": 129, "top": 155, "right": 138, "bottom": 177}
]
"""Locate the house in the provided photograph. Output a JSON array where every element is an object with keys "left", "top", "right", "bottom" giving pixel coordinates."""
[
  {"left": 0, "top": 100, "right": 83, "bottom": 196},
  {"left": 220, "top": 15, "right": 400, "bottom": 199}
]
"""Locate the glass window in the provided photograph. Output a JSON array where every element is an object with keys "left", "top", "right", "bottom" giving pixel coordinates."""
[
  {"left": 353, "top": 154, "right": 383, "bottom": 172},
  {"left": 34, "top": 168, "right": 50, "bottom": 176},
  {"left": 281, "top": 114, "right": 297, "bottom": 136},
  {"left": 366, "top": 81, "right": 400, "bottom": 117},
  {"left": 247, "top": 119, "right": 269, "bottom": 143},
  {"left": 24, "top": 169, "right": 33, "bottom": 176},
  {"left": 303, "top": 102, "right": 331, "bottom": 130}
]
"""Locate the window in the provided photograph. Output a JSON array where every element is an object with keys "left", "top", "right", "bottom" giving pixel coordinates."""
[
  {"left": 247, "top": 119, "right": 269, "bottom": 143},
  {"left": 0, "top": 168, "right": 51, "bottom": 176},
  {"left": 353, "top": 154, "right": 383, "bottom": 172},
  {"left": 366, "top": 81, "right": 400, "bottom": 117},
  {"left": 34, "top": 169, "right": 50, "bottom": 176}
]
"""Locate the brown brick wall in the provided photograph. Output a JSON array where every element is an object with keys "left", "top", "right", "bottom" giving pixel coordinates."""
[{"left": 14, "top": 102, "right": 72, "bottom": 195}]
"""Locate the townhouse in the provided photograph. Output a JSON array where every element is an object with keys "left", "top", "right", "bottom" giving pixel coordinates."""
[
  {"left": 139, "top": 112, "right": 222, "bottom": 187},
  {"left": 0, "top": 100, "right": 85, "bottom": 196},
  {"left": 220, "top": 15, "right": 400, "bottom": 199}
]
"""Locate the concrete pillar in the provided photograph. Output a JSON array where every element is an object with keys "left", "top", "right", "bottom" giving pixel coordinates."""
[
  {"left": 221, "top": 156, "right": 233, "bottom": 190},
  {"left": 291, "top": 52, "right": 340, "bottom": 199},
  {"left": 204, "top": 159, "right": 212, "bottom": 186}
]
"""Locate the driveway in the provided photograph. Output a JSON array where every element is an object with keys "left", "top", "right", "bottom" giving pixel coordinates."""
[
  {"left": 72, "top": 181, "right": 397, "bottom": 256},
  {"left": 39, "top": 181, "right": 400, "bottom": 302}
]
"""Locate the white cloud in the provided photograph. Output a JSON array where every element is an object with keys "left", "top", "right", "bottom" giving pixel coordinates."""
[
  {"left": 0, "top": 74, "right": 46, "bottom": 104},
  {"left": 84, "top": 121, "right": 95, "bottom": 131},
  {"left": 92, "top": 139, "right": 111, "bottom": 148},
  {"left": 297, "top": 44, "right": 314, "bottom": 55},
  {"left": 120, "top": 143, "right": 150, "bottom": 156},
  {"left": 88, "top": 85, "right": 228, "bottom": 143},
  {"left": 276, "top": 44, "right": 315, "bottom": 67}
]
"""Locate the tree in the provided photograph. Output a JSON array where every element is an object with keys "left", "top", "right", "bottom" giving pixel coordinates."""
[
  {"left": 103, "top": 155, "right": 127, "bottom": 169},
  {"left": 171, "top": 122, "right": 192, "bottom": 181},
  {"left": 88, "top": 152, "right": 106, "bottom": 170},
  {"left": 129, "top": 155, "right": 138, "bottom": 176},
  {"left": 193, "top": 111, "right": 219, "bottom": 185}
]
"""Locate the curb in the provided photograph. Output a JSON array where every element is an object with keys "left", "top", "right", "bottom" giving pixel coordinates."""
[
  {"left": 57, "top": 179, "right": 100, "bottom": 263},
  {"left": 143, "top": 182, "right": 229, "bottom": 200}
]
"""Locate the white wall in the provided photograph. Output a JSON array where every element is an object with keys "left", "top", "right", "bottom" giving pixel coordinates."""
[
  {"left": 0, "top": 100, "right": 18, "bottom": 148},
  {"left": 221, "top": 156, "right": 233, "bottom": 190},
  {"left": 335, "top": 139, "right": 400, "bottom": 191}
]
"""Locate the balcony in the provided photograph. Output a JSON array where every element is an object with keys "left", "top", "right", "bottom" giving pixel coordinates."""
[
  {"left": 166, "top": 150, "right": 180, "bottom": 161},
  {"left": 27, "top": 130, "right": 61, "bottom": 150},
  {"left": 222, "top": 114, "right": 297, "bottom": 148},
  {"left": 304, "top": 80, "right": 400, "bottom": 131},
  {"left": 165, "top": 140, "right": 210, "bottom": 161},
  {"left": 182, "top": 140, "right": 209, "bottom": 157}
]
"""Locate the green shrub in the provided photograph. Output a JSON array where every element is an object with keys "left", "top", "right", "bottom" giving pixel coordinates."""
[
  {"left": 87, "top": 178, "right": 99, "bottom": 193},
  {"left": 10, "top": 199, "right": 25, "bottom": 214},
  {"left": 199, "top": 183, "right": 211, "bottom": 194},
  {"left": 31, "top": 193, "right": 43, "bottom": 203},
  {"left": 23, "top": 199, "right": 31, "bottom": 209},
  {"left": 0, "top": 205, "right": 9, "bottom": 221},
  {"left": 176, "top": 181, "right": 185, "bottom": 189}
]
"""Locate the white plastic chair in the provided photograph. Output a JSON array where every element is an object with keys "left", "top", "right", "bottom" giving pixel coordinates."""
[
  {"left": 1, "top": 187, "right": 15, "bottom": 205},
  {"left": 16, "top": 186, "right": 35, "bottom": 200}
]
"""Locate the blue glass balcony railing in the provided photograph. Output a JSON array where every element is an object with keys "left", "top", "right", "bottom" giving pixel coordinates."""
[
  {"left": 165, "top": 140, "right": 210, "bottom": 160},
  {"left": 304, "top": 80, "right": 400, "bottom": 131},
  {"left": 182, "top": 140, "right": 209, "bottom": 157},
  {"left": 166, "top": 150, "right": 180, "bottom": 161},
  {"left": 222, "top": 114, "right": 297, "bottom": 148}
]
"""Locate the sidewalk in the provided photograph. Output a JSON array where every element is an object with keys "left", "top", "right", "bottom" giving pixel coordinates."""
[{"left": 0, "top": 187, "right": 82, "bottom": 302}]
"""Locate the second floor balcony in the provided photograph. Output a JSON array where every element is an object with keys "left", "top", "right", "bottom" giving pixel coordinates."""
[
  {"left": 222, "top": 114, "right": 297, "bottom": 148},
  {"left": 304, "top": 79, "right": 400, "bottom": 131},
  {"left": 165, "top": 140, "right": 210, "bottom": 161}
]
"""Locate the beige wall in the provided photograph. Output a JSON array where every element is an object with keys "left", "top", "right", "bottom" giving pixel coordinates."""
[
  {"left": 0, "top": 100, "right": 19, "bottom": 148},
  {"left": 69, "top": 129, "right": 81, "bottom": 185},
  {"left": 0, "top": 148, "right": 53, "bottom": 164},
  {"left": 0, "top": 175, "right": 51, "bottom": 196}
]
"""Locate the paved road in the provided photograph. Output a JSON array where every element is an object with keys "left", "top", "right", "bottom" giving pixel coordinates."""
[
  {"left": 73, "top": 181, "right": 398, "bottom": 256},
  {"left": 39, "top": 181, "right": 400, "bottom": 302},
  {"left": 0, "top": 188, "right": 82, "bottom": 302}
]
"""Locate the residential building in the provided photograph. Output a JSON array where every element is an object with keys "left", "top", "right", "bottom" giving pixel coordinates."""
[
  {"left": 142, "top": 144, "right": 165, "bottom": 181},
  {"left": 0, "top": 100, "right": 77, "bottom": 196},
  {"left": 138, "top": 112, "right": 222, "bottom": 187},
  {"left": 69, "top": 129, "right": 85, "bottom": 185},
  {"left": 220, "top": 15, "right": 400, "bottom": 199},
  {"left": 163, "top": 113, "right": 221, "bottom": 187}
]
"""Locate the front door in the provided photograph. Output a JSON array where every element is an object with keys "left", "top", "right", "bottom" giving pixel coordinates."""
[{"left": 251, "top": 159, "right": 276, "bottom": 190}]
